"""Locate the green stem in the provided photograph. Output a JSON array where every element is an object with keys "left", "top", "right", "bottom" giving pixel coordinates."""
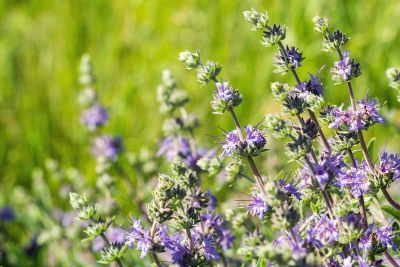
[
  {"left": 384, "top": 251, "right": 400, "bottom": 267},
  {"left": 382, "top": 188, "right": 400, "bottom": 211}
]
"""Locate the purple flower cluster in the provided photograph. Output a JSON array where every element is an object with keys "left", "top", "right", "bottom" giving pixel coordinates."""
[
  {"left": 328, "top": 99, "right": 383, "bottom": 132},
  {"left": 160, "top": 228, "right": 221, "bottom": 265},
  {"left": 91, "top": 135, "right": 123, "bottom": 161},
  {"left": 125, "top": 219, "right": 153, "bottom": 258},
  {"left": 246, "top": 192, "right": 269, "bottom": 219},
  {"left": 300, "top": 153, "right": 344, "bottom": 188},
  {"left": 333, "top": 52, "right": 353, "bottom": 80},
  {"left": 331, "top": 51, "right": 361, "bottom": 82},
  {"left": 93, "top": 227, "right": 125, "bottom": 251},
  {"left": 221, "top": 130, "right": 241, "bottom": 158},
  {"left": 307, "top": 214, "right": 339, "bottom": 247},
  {"left": 358, "top": 224, "right": 396, "bottom": 251},
  {"left": 221, "top": 126, "right": 266, "bottom": 158},
  {"left": 80, "top": 104, "right": 108, "bottom": 130},
  {"left": 337, "top": 161, "right": 370, "bottom": 197},
  {"left": 378, "top": 151, "right": 400, "bottom": 181},
  {"left": 216, "top": 82, "right": 234, "bottom": 102},
  {"left": 279, "top": 180, "right": 302, "bottom": 200},
  {"left": 295, "top": 73, "right": 324, "bottom": 96},
  {"left": 199, "top": 214, "right": 235, "bottom": 250},
  {"left": 0, "top": 206, "right": 15, "bottom": 222},
  {"left": 157, "top": 136, "right": 210, "bottom": 169},
  {"left": 285, "top": 46, "right": 304, "bottom": 68},
  {"left": 245, "top": 125, "right": 266, "bottom": 149}
]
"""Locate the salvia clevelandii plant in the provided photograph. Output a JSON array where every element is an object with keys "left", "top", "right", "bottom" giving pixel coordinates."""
[{"left": 61, "top": 10, "right": 400, "bottom": 267}]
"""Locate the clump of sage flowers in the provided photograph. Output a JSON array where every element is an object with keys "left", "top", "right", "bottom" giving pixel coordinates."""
[{"left": 63, "top": 10, "right": 400, "bottom": 267}]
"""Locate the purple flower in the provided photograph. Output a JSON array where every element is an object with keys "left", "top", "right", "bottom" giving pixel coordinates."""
[
  {"left": 308, "top": 214, "right": 339, "bottom": 246},
  {"left": 301, "top": 153, "right": 345, "bottom": 188},
  {"left": 307, "top": 73, "right": 324, "bottom": 96},
  {"left": 337, "top": 161, "right": 370, "bottom": 197},
  {"left": 273, "top": 225, "right": 307, "bottom": 258},
  {"left": 378, "top": 152, "right": 400, "bottom": 181},
  {"left": 200, "top": 213, "right": 235, "bottom": 249},
  {"left": 245, "top": 125, "right": 266, "bottom": 150},
  {"left": 158, "top": 136, "right": 191, "bottom": 161},
  {"left": 93, "top": 227, "right": 125, "bottom": 251},
  {"left": 216, "top": 82, "right": 234, "bottom": 102},
  {"left": 205, "top": 191, "right": 218, "bottom": 213},
  {"left": 376, "top": 225, "right": 395, "bottom": 248},
  {"left": 202, "top": 235, "right": 221, "bottom": 260},
  {"left": 334, "top": 51, "right": 353, "bottom": 80},
  {"left": 295, "top": 73, "right": 324, "bottom": 96},
  {"left": 359, "top": 224, "right": 396, "bottom": 252},
  {"left": 80, "top": 104, "right": 108, "bottom": 130},
  {"left": 92, "top": 135, "right": 123, "bottom": 161},
  {"left": 285, "top": 46, "right": 304, "bottom": 68},
  {"left": 125, "top": 219, "right": 153, "bottom": 258},
  {"left": 221, "top": 129, "right": 241, "bottom": 158},
  {"left": 279, "top": 180, "right": 302, "bottom": 200},
  {"left": 0, "top": 206, "right": 15, "bottom": 222},
  {"left": 357, "top": 98, "right": 384, "bottom": 125},
  {"left": 158, "top": 136, "right": 212, "bottom": 170},
  {"left": 328, "top": 100, "right": 382, "bottom": 132},
  {"left": 246, "top": 193, "right": 268, "bottom": 219}
]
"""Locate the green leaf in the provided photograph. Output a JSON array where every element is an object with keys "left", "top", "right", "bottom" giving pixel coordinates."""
[
  {"left": 367, "top": 137, "right": 376, "bottom": 158},
  {"left": 256, "top": 258, "right": 268, "bottom": 267},
  {"left": 381, "top": 205, "right": 400, "bottom": 221}
]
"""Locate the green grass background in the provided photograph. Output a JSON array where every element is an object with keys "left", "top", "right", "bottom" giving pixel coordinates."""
[{"left": 1, "top": 0, "right": 400, "bottom": 192}]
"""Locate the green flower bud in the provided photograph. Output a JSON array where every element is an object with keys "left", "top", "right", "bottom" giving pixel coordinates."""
[
  {"left": 261, "top": 24, "right": 287, "bottom": 47},
  {"left": 243, "top": 9, "right": 269, "bottom": 30},
  {"left": 312, "top": 16, "right": 329, "bottom": 33},
  {"left": 386, "top": 67, "right": 400, "bottom": 90},
  {"left": 98, "top": 244, "right": 127, "bottom": 265},
  {"left": 270, "top": 82, "right": 290, "bottom": 101},
  {"left": 197, "top": 61, "right": 222, "bottom": 85},
  {"left": 179, "top": 50, "right": 201, "bottom": 70},
  {"left": 264, "top": 114, "right": 293, "bottom": 140}
]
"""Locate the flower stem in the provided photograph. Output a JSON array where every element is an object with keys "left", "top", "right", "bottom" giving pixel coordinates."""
[
  {"left": 382, "top": 188, "right": 400, "bottom": 211},
  {"left": 384, "top": 251, "right": 400, "bottom": 267},
  {"left": 149, "top": 222, "right": 163, "bottom": 267},
  {"left": 151, "top": 253, "right": 163, "bottom": 267},
  {"left": 186, "top": 227, "right": 194, "bottom": 250},
  {"left": 277, "top": 41, "right": 331, "bottom": 153}
]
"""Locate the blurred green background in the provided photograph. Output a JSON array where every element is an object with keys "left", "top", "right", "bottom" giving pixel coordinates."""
[{"left": 1, "top": 0, "right": 400, "bottom": 191}]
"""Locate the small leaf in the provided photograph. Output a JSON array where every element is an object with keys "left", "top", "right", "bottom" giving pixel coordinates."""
[
  {"left": 367, "top": 137, "right": 376, "bottom": 158},
  {"left": 381, "top": 205, "right": 400, "bottom": 221},
  {"left": 256, "top": 258, "right": 268, "bottom": 267}
]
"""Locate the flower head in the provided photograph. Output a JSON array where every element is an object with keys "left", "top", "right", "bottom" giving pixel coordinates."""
[
  {"left": 221, "top": 129, "right": 241, "bottom": 158},
  {"left": 273, "top": 46, "right": 304, "bottom": 73},
  {"left": 246, "top": 192, "right": 269, "bottom": 219},
  {"left": 0, "top": 206, "right": 15, "bottom": 222},
  {"left": 337, "top": 161, "right": 370, "bottom": 197},
  {"left": 125, "top": 219, "right": 152, "bottom": 258},
  {"left": 378, "top": 151, "right": 400, "bottom": 181},
  {"left": 308, "top": 214, "right": 339, "bottom": 247},
  {"left": 331, "top": 51, "right": 360, "bottom": 83},
  {"left": 179, "top": 50, "right": 200, "bottom": 70},
  {"left": 211, "top": 82, "right": 242, "bottom": 113},
  {"left": 279, "top": 180, "right": 302, "bottom": 200},
  {"left": 92, "top": 135, "right": 123, "bottom": 161},
  {"left": 80, "top": 104, "right": 108, "bottom": 130},
  {"left": 244, "top": 125, "right": 266, "bottom": 150}
]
